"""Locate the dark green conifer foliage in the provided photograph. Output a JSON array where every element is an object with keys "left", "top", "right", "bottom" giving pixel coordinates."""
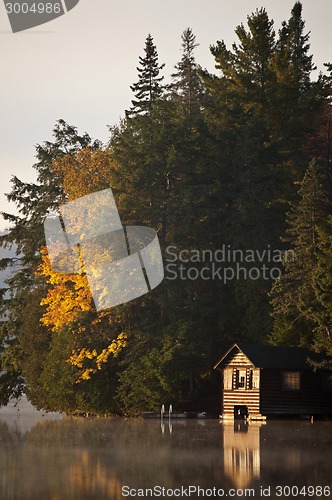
[
  {"left": 312, "top": 216, "right": 332, "bottom": 356},
  {"left": 270, "top": 160, "right": 332, "bottom": 350},
  {"left": 112, "top": 32, "right": 228, "bottom": 412},
  {"left": 269, "top": 1, "right": 328, "bottom": 166},
  {"left": 170, "top": 28, "right": 204, "bottom": 119},
  {"left": 201, "top": 8, "right": 282, "bottom": 342},
  {"left": 200, "top": 3, "right": 330, "bottom": 343},
  {"left": 278, "top": 1, "right": 314, "bottom": 91},
  {"left": 232, "top": 8, "right": 276, "bottom": 105},
  {"left": 0, "top": 120, "right": 99, "bottom": 407},
  {"left": 127, "top": 34, "right": 165, "bottom": 116}
]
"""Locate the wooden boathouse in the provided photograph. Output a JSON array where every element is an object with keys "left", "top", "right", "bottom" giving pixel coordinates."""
[{"left": 214, "top": 343, "right": 332, "bottom": 420}]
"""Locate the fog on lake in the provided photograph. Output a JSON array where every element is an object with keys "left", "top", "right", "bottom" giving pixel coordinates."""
[{"left": 0, "top": 399, "right": 331, "bottom": 499}]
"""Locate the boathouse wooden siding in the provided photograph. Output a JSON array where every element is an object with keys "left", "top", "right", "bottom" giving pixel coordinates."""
[
  {"left": 221, "top": 350, "right": 261, "bottom": 418},
  {"left": 215, "top": 343, "right": 332, "bottom": 419},
  {"left": 260, "top": 368, "right": 331, "bottom": 415}
]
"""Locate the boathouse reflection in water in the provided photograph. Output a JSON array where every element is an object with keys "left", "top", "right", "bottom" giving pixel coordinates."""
[
  {"left": 223, "top": 421, "right": 262, "bottom": 489},
  {"left": 0, "top": 409, "right": 331, "bottom": 499}
]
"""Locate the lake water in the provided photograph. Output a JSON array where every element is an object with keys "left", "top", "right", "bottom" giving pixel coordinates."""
[{"left": 0, "top": 399, "right": 331, "bottom": 499}]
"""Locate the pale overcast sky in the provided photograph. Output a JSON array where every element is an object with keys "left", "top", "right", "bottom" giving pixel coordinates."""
[{"left": 0, "top": 0, "right": 331, "bottom": 231}]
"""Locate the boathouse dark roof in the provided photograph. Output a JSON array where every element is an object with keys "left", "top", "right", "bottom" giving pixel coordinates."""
[{"left": 214, "top": 343, "right": 326, "bottom": 371}]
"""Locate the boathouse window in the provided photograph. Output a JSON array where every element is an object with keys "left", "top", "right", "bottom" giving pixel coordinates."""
[
  {"left": 235, "top": 369, "right": 247, "bottom": 389},
  {"left": 282, "top": 371, "right": 300, "bottom": 390},
  {"left": 249, "top": 369, "right": 260, "bottom": 389},
  {"left": 224, "top": 369, "right": 233, "bottom": 390}
]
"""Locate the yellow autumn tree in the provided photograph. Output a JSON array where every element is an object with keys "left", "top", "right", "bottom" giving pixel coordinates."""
[
  {"left": 53, "top": 146, "right": 119, "bottom": 202},
  {"left": 38, "top": 147, "right": 127, "bottom": 383},
  {"left": 38, "top": 247, "right": 92, "bottom": 332}
]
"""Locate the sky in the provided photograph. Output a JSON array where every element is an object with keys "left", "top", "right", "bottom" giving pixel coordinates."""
[{"left": 0, "top": 0, "right": 331, "bottom": 231}]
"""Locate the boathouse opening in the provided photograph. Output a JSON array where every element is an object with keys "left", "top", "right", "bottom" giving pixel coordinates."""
[{"left": 234, "top": 405, "right": 248, "bottom": 420}]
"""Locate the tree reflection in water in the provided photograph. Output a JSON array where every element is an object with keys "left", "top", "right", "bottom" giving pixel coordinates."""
[{"left": 0, "top": 412, "right": 331, "bottom": 499}]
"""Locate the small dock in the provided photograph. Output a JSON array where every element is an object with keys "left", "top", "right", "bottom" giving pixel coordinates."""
[{"left": 143, "top": 405, "right": 206, "bottom": 419}]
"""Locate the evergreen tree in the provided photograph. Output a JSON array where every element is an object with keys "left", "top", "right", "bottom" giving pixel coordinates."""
[
  {"left": 232, "top": 8, "right": 276, "bottom": 104},
  {"left": 270, "top": 160, "right": 332, "bottom": 350},
  {"left": 111, "top": 32, "right": 228, "bottom": 411},
  {"left": 170, "top": 28, "right": 204, "bottom": 119},
  {"left": 202, "top": 7, "right": 279, "bottom": 243},
  {"left": 201, "top": 8, "right": 281, "bottom": 342},
  {"left": 127, "top": 34, "right": 165, "bottom": 116},
  {"left": 200, "top": 3, "right": 330, "bottom": 343},
  {"left": 0, "top": 121, "right": 100, "bottom": 408},
  {"left": 277, "top": 1, "right": 314, "bottom": 92},
  {"left": 269, "top": 1, "right": 327, "bottom": 166},
  {"left": 311, "top": 217, "right": 332, "bottom": 356}
]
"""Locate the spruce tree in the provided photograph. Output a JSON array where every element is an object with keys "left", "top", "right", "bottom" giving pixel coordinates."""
[
  {"left": 270, "top": 160, "right": 332, "bottom": 349},
  {"left": 127, "top": 34, "right": 165, "bottom": 116},
  {"left": 170, "top": 28, "right": 204, "bottom": 119},
  {"left": 312, "top": 217, "right": 332, "bottom": 356}
]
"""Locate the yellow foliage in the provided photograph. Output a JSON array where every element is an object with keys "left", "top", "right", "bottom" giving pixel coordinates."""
[
  {"left": 68, "top": 333, "right": 127, "bottom": 381},
  {"left": 37, "top": 248, "right": 93, "bottom": 332},
  {"left": 38, "top": 147, "right": 122, "bottom": 333},
  {"left": 36, "top": 147, "right": 127, "bottom": 384},
  {"left": 52, "top": 147, "right": 117, "bottom": 202}
]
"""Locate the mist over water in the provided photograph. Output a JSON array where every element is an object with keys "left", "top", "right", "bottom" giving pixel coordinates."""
[{"left": 0, "top": 400, "right": 331, "bottom": 499}]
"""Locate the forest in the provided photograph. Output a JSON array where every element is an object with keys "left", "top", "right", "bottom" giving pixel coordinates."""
[{"left": 0, "top": 2, "right": 331, "bottom": 415}]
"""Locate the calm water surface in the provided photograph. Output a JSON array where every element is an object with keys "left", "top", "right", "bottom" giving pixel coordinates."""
[{"left": 0, "top": 400, "right": 331, "bottom": 499}]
